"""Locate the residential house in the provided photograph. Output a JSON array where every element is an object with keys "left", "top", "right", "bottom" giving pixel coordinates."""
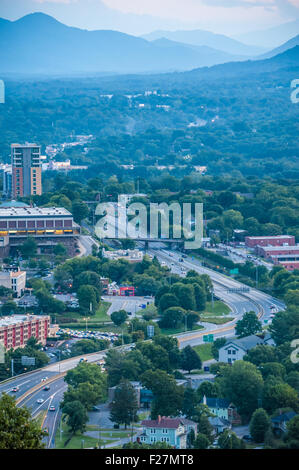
[
  {"left": 139, "top": 416, "right": 197, "bottom": 449},
  {"left": 208, "top": 416, "right": 231, "bottom": 435},
  {"left": 202, "top": 396, "right": 242, "bottom": 426},
  {"left": 219, "top": 335, "right": 266, "bottom": 364},
  {"left": 271, "top": 411, "right": 297, "bottom": 437}
]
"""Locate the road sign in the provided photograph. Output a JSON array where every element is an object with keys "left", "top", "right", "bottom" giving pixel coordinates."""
[
  {"left": 21, "top": 356, "right": 36, "bottom": 366},
  {"left": 230, "top": 268, "right": 239, "bottom": 275},
  {"left": 203, "top": 334, "right": 214, "bottom": 343}
]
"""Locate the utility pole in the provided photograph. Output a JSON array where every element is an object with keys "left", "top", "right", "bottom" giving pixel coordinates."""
[{"left": 11, "top": 359, "right": 14, "bottom": 377}]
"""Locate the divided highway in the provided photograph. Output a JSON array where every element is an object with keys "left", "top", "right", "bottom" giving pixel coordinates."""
[{"left": 0, "top": 246, "right": 285, "bottom": 448}]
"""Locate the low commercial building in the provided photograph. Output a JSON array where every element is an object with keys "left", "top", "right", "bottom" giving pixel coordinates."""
[
  {"left": 0, "top": 268, "right": 26, "bottom": 297},
  {"left": 0, "top": 314, "right": 50, "bottom": 350},
  {"left": 0, "top": 206, "right": 80, "bottom": 257},
  {"left": 103, "top": 249, "right": 143, "bottom": 263},
  {"left": 276, "top": 261, "right": 299, "bottom": 272},
  {"left": 139, "top": 416, "right": 197, "bottom": 449},
  {"left": 257, "top": 245, "right": 299, "bottom": 258},
  {"left": 245, "top": 235, "right": 295, "bottom": 248}
]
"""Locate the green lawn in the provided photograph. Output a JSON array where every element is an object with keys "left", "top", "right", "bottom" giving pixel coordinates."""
[
  {"left": 58, "top": 302, "right": 112, "bottom": 328},
  {"left": 204, "top": 301, "right": 231, "bottom": 316},
  {"left": 193, "top": 343, "right": 213, "bottom": 362},
  {"left": 55, "top": 420, "right": 114, "bottom": 449},
  {"left": 200, "top": 317, "right": 234, "bottom": 325},
  {"left": 161, "top": 324, "right": 204, "bottom": 336}
]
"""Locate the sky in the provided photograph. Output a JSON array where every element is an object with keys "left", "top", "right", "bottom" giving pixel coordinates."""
[{"left": 0, "top": 0, "right": 298, "bottom": 36}]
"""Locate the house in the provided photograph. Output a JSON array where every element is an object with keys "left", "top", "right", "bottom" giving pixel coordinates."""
[
  {"left": 271, "top": 411, "right": 297, "bottom": 437},
  {"left": 202, "top": 396, "right": 242, "bottom": 426},
  {"left": 219, "top": 335, "right": 266, "bottom": 364},
  {"left": 208, "top": 416, "right": 231, "bottom": 435},
  {"left": 139, "top": 416, "right": 197, "bottom": 449}
]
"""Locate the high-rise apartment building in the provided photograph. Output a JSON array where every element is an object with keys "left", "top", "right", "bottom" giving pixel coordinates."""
[{"left": 11, "top": 143, "right": 42, "bottom": 198}]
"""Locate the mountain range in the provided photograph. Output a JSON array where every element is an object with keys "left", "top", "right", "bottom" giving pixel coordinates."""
[
  {"left": 0, "top": 13, "right": 298, "bottom": 76},
  {"left": 141, "top": 29, "right": 265, "bottom": 56},
  {"left": 235, "top": 19, "right": 299, "bottom": 49}
]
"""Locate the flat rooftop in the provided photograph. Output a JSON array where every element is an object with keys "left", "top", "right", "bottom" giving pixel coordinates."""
[
  {"left": 0, "top": 314, "right": 49, "bottom": 328},
  {"left": 261, "top": 245, "right": 299, "bottom": 252},
  {"left": 0, "top": 206, "right": 72, "bottom": 218},
  {"left": 247, "top": 235, "right": 294, "bottom": 240}
]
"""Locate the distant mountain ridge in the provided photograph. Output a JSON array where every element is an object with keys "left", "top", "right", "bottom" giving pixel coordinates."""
[
  {"left": 259, "top": 34, "right": 299, "bottom": 59},
  {"left": 141, "top": 29, "right": 265, "bottom": 56},
  {"left": 0, "top": 13, "right": 247, "bottom": 75},
  {"left": 235, "top": 20, "right": 299, "bottom": 49}
]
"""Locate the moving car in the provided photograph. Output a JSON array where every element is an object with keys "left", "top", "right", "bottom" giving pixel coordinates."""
[
  {"left": 49, "top": 406, "right": 56, "bottom": 412},
  {"left": 43, "top": 386, "right": 50, "bottom": 391},
  {"left": 11, "top": 386, "right": 19, "bottom": 393},
  {"left": 37, "top": 398, "right": 44, "bottom": 404}
]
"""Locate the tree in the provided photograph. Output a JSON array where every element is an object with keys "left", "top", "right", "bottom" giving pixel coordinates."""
[
  {"left": 111, "top": 310, "right": 128, "bottom": 326},
  {"left": 286, "top": 415, "right": 299, "bottom": 442},
  {"left": 193, "top": 284, "right": 207, "bottom": 311},
  {"left": 141, "top": 369, "right": 184, "bottom": 419},
  {"left": 161, "top": 307, "right": 186, "bottom": 329},
  {"left": 270, "top": 307, "right": 299, "bottom": 345},
  {"left": 186, "top": 311, "right": 200, "bottom": 330},
  {"left": 250, "top": 408, "right": 271, "bottom": 443},
  {"left": 263, "top": 381, "right": 299, "bottom": 414},
  {"left": 109, "top": 380, "right": 138, "bottom": 429},
  {"left": 182, "top": 387, "right": 198, "bottom": 419},
  {"left": 62, "top": 400, "right": 88, "bottom": 434},
  {"left": 218, "top": 430, "right": 245, "bottom": 449},
  {"left": 35, "top": 288, "right": 66, "bottom": 314},
  {"left": 20, "top": 237, "right": 37, "bottom": 259},
  {"left": 0, "top": 394, "right": 45, "bottom": 449},
  {"left": 180, "top": 346, "right": 202, "bottom": 373},
  {"left": 217, "top": 361, "right": 264, "bottom": 418},
  {"left": 159, "top": 293, "right": 179, "bottom": 313},
  {"left": 193, "top": 433, "right": 210, "bottom": 449},
  {"left": 77, "top": 285, "right": 98, "bottom": 313},
  {"left": 53, "top": 243, "right": 67, "bottom": 257},
  {"left": 1, "top": 300, "right": 18, "bottom": 316},
  {"left": 72, "top": 201, "right": 89, "bottom": 224},
  {"left": 244, "top": 345, "right": 277, "bottom": 366},
  {"left": 235, "top": 311, "right": 262, "bottom": 338}
]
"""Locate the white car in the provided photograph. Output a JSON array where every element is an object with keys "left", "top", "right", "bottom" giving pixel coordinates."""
[
  {"left": 41, "top": 377, "right": 48, "bottom": 382},
  {"left": 37, "top": 398, "right": 44, "bottom": 404}
]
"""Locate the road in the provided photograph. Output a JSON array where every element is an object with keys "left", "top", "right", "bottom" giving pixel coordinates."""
[
  {"left": 0, "top": 244, "right": 284, "bottom": 448},
  {"left": 102, "top": 295, "right": 154, "bottom": 318},
  {"left": 146, "top": 246, "right": 284, "bottom": 347}
]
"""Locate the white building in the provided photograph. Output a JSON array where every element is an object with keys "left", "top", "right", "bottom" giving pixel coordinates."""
[
  {"left": 0, "top": 268, "right": 26, "bottom": 297},
  {"left": 219, "top": 335, "right": 269, "bottom": 364}
]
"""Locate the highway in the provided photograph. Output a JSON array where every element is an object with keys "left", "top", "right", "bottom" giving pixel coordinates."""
[
  {"left": 147, "top": 246, "right": 284, "bottom": 347},
  {"left": 0, "top": 245, "right": 285, "bottom": 448}
]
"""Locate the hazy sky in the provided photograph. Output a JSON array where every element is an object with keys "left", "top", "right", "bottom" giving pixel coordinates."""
[{"left": 0, "top": 0, "right": 298, "bottom": 35}]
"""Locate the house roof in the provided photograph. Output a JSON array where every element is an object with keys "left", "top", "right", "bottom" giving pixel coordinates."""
[
  {"left": 223, "top": 335, "right": 264, "bottom": 352},
  {"left": 142, "top": 416, "right": 195, "bottom": 429},
  {"left": 204, "top": 398, "right": 231, "bottom": 409},
  {"left": 209, "top": 416, "right": 230, "bottom": 427},
  {"left": 271, "top": 411, "right": 297, "bottom": 424}
]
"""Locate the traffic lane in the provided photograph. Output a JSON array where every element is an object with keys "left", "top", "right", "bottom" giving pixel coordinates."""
[
  {"left": 153, "top": 249, "right": 283, "bottom": 317},
  {"left": 103, "top": 296, "right": 154, "bottom": 318},
  {"left": 0, "top": 370, "right": 58, "bottom": 399},
  {"left": 179, "top": 331, "right": 236, "bottom": 348},
  {"left": 44, "top": 351, "right": 107, "bottom": 373},
  {"left": 43, "top": 384, "right": 67, "bottom": 449},
  {"left": 23, "top": 377, "right": 66, "bottom": 417}
]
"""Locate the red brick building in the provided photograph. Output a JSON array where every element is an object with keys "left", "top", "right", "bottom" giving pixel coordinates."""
[
  {"left": 257, "top": 245, "right": 299, "bottom": 258},
  {"left": 245, "top": 235, "right": 295, "bottom": 248},
  {"left": 0, "top": 314, "right": 50, "bottom": 350}
]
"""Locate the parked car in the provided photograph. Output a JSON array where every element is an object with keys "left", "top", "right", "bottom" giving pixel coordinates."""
[{"left": 242, "top": 435, "right": 253, "bottom": 442}]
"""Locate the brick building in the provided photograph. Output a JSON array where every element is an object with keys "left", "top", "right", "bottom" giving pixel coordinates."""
[
  {"left": 245, "top": 235, "right": 295, "bottom": 248},
  {"left": 0, "top": 314, "right": 50, "bottom": 350}
]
